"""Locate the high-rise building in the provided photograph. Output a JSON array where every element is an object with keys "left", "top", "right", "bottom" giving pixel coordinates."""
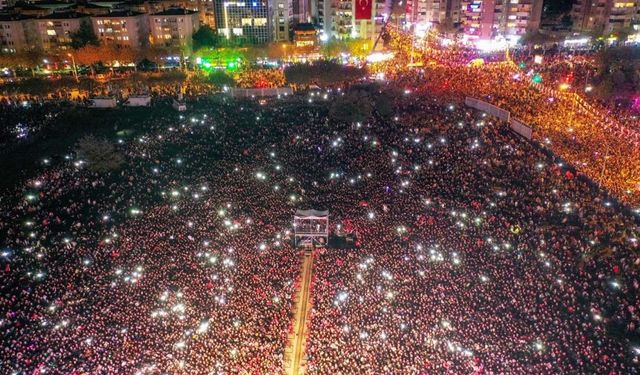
[
  {"left": 460, "top": 0, "right": 543, "bottom": 40},
  {"left": 572, "top": 0, "right": 639, "bottom": 34},
  {"left": 405, "top": 0, "right": 446, "bottom": 26},
  {"left": 214, "top": 0, "right": 271, "bottom": 43},
  {"left": 92, "top": 10, "right": 150, "bottom": 48},
  {"left": 149, "top": 7, "right": 200, "bottom": 50},
  {"left": 293, "top": 0, "right": 311, "bottom": 21},
  {"left": 272, "top": 0, "right": 293, "bottom": 41},
  {"left": 318, "top": 0, "right": 390, "bottom": 40}
]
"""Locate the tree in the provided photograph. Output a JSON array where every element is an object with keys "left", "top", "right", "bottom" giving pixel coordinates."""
[
  {"left": 542, "top": 0, "right": 573, "bottom": 18},
  {"left": 284, "top": 61, "right": 367, "bottom": 85},
  {"left": 207, "top": 70, "right": 235, "bottom": 87},
  {"left": 320, "top": 39, "right": 347, "bottom": 59},
  {"left": 346, "top": 38, "right": 371, "bottom": 59},
  {"left": 76, "top": 135, "right": 124, "bottom": 173},
  {"left": 520, "top": 31, "right": 554, "bottom": 47},
  {"left": 330, "top": 89, "right": 373, "bottom": 124},
  {"left": 192, "top": 25, "right": 220, "bottom": 51},
  {"left": 75, "top": 44, "right": 103, "bottom": 75},
  {"left": 593, "top": 46, "right": 640, "bottom": 101},
  {"left": 560, "top": 14, "right": 573, "bottom": 29},
  {"left": 71, "top": 20, "right": 99, "bottom": 50}
]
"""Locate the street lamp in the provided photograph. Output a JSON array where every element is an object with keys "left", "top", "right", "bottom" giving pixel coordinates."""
[{"left": 67, "top": 53, "right": 79, "bottom": 82}]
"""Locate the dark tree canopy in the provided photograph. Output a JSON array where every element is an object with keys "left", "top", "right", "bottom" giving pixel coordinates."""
[
  {"left": 592, "top": 46, "right": 640, "bottom": 100},
  {"left": 192, "top": 26, "right": 220, "bottom": 51},
  {"left": 543, "top": 0, "right": 573, "bottom": 18},
  {"left": 70, "top": 20, "right": 99, "bottom": 50},
  {"left": 329, "top": 83, "right": 397, "bottom": 124},
  {"left": 76, "top": 135, "right": 124, "bottom": 173},
  {"left": 207, "top": 70, "right": 236, "bottom": 87},
  {"left": 284, "top": 61, "right": 367, "bottom": 85}
]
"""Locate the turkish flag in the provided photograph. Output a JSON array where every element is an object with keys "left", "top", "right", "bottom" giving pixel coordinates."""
[{"left": 355, "top": 0, "right": 372, "bottom": 19}]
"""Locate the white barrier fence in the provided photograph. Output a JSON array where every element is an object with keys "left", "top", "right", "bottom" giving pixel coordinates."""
[
  {"left": 465, "top": 97, "right": 511, "bottom": 122},
  {"left": 229, "top": 87, "right": 293, "bottom": 98},
  {"left": 124, "top": 95, "right": 152, "bottom": 107},
  {"left": 510, "top": 118, "right": 533, "bottom": 140},
  {"left": 465, "top": 97, "right": 534, "bottom": 140},
  {"left": 89, "top": 97, "right": 117, "bottom": 108}
]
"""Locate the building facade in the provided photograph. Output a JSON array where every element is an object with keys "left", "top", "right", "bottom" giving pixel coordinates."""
[
  {"left": 272, "top": 0, "right": 293, "bottom": 41},
  {"left": 572, "top": 0, "right": 639, "bottom": 34},
  {"left": 92, "top": 10, "right": 149, "bottom": 48},
  {"left": 213, "top": 0, "right": 271, "bottom": 43},
  {"left": 317, "top": 0, "right": 390, "bottom": 41},
  {"left": 149, "top": 7, "right": 199, "bottom": 50},
  {"left": 34, "top": 11, "right": 87, "bottom": 51},
  {"left": 0, "top": 14, "right": 38, "bottom": 53},
  {"left": 460, "top": 0, "right": 543, "bottom": 40}
]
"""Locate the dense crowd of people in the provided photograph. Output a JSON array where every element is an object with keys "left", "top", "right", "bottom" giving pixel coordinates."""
[
  {"left": 374, "top": 30, "right": 640, "bottom": 206},
  {"left": 0, "top": 74, "right": 639, "bottom": 375},
  {"left": 304, "top": 92, "right": 639, "bottom": 374},
  {"left": 0, "top": 97, "right": 309, "bottom": 374}
]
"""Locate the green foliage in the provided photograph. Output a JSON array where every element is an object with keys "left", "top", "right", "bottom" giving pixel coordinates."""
[
  {"left": 284, "top": 61, "right": 367, "bottom": 85},
  {"left": 520, "top": 31, "right": 554, "bottom": 46},
  {"left": 207, "top": 70, "right": 236, "bottom": 87},
  {"left": 71, "top": 20, "right": 99, "bottom": 50},
  {"left": 75, "top": 135, "right": 124, "bottom": 173},
  {"left": 593, "top": 46, "right": 640, "bottom": 100},
  {"left": 543, "top": 0, "right": 573, "bottom": 17},
  {"left": 193, "top": 26, "right": 220, "bottom": 51},
  {"left": 320, "top": 40, "right": 348, "bottom": 58},
  {"left": 195, "top": 48, "right": 247, "bottom": 71}
]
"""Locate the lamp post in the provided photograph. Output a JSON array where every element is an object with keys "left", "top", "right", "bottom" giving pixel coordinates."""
[{"left": 67, "top": 53, "right": 79, "bottom": 82}]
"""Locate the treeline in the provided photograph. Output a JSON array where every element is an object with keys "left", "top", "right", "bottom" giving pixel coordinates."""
[{"left": 284, "top": 61, "right": 368, "bottom": 85}]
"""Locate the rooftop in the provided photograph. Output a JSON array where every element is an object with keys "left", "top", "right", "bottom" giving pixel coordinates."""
[
  {"left": 294, "top": 23, "right": 316, "bottom": 32},
  {"left": 152, "top": 7, "right": 198, "bottom": 16},
  {"left": 37, "top": 11, "right": 91, "bottom": 19},
  {"left": 92, "top": 9, "right": 146, "bottom": 17},
  {"left": 0, "top": 13, "right": 35, "bottom": 21}
]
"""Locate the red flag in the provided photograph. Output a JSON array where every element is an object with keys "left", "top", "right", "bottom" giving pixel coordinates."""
[{"left": 355, "top": 0, "right": 372, "bottom": 19}]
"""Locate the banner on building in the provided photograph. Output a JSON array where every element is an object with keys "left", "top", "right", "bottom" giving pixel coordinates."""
[{"left": 355, "top": 0, "right": 372, "bottom": 20}]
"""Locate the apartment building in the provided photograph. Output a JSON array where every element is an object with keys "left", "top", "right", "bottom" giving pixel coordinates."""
[
  {"left": 405, "top": 0, "right": 461, "bottom": 25},
  {"left": 572, "top": 0, "right": 639, "bottom": 34},
  {"left": 149, "top": 7, "right": 199, "bottom": 50},
  {"left": 461, "top": 0, "right": 543, "bottom": 40},
  {"left": 0, "top": 13, "right": 38, "bottom": 53},
  {"left": 213, "top": 0, "right": 271, "bottom": 43},
  {"left": 272, "top": 0, "right": 293, "bottom": 41},
  {"left": 34, "top": 11, "right": 87, "bottom": 51},
  {"left": 92, "top": 10, "right": 149, "bottom": 48},
  {"left": 316, "top": 0, "right": 391, "bottom": 40}
]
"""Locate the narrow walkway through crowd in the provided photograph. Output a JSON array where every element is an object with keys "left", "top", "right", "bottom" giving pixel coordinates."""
[{"left": 286, "top": 248, "right": 315, "bottom": 375}]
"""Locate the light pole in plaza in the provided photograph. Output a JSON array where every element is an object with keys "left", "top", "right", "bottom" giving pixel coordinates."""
[{"left": 67, "top": 53, "right": 79, "bottom": 83}]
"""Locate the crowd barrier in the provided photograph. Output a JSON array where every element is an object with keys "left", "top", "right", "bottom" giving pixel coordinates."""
[
  {"left": 229, "top": 87, "right": 293, "bottom": 98},
  {"left": 510, "top": 118, "right": 533, "bottom": 140},
  {"left": 464, "top": 97, "right": 511, "bottom": 122},
  {"left": 465, "top": 97, "right": 534, "bottom": 140}
]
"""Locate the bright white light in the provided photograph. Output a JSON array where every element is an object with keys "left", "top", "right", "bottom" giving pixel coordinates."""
[
  {"left": 366, "top": 52, "right": 395, "bottom": 63},
  {"left": 197, "top": 320, "right": 209, "bottom": 333}
]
